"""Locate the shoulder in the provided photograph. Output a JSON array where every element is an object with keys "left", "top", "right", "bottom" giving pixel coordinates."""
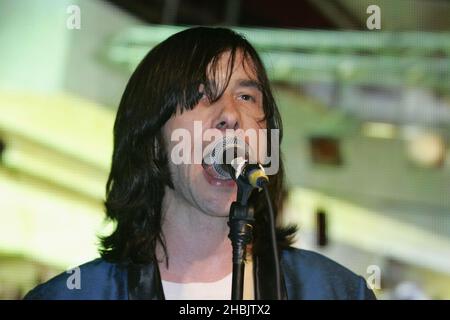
[
  {"left": 24, "top": 258, "right": 128, "bottom": 300},
  {"left": 281, "top": 248, "right": 376, "bottom": 300}
]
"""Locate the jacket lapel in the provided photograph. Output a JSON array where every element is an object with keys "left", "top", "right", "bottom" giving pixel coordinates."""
[
  {"left": 128, "top": 261, "right": 165, "bottom": 300},
  {"left": 253, "top": 250, "right": 288, "bottom": 300}
]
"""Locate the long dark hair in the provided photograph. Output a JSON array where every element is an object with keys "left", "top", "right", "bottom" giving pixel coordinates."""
[{"left": 100, "top": 27, "right": 297, "bottom": 264}]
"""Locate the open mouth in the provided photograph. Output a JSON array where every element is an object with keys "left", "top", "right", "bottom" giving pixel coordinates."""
[
  {"left": 202, "top": 162, "right": 231, "bottom": 180},
  {"left": 201, "top": 163, "right": 235, "bottom": 187}
]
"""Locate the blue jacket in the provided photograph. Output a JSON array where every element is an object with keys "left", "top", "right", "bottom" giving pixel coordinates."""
[{"left": 24, "top": 248, "right": 376, "bottom": 300}]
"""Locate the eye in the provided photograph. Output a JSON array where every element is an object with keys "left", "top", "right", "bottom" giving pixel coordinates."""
[{"left": 239, "top": 94, "right": 255, "bottom": 102}]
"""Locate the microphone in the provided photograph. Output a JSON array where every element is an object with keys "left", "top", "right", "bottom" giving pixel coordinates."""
[
  {"left": 205, "top": 138, "right": 281, "bottom": 300},
  {"left": 203, "top": 136, "right": 269, "bottom": 188}
]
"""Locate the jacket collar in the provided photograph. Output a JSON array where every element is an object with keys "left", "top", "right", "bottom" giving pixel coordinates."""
[{"left": 127, "top": 251, "right": 287, "bottom": 300}]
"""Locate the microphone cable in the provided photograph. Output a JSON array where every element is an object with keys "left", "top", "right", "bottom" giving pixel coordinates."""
[{"left": 261, "top": 181, "right": 282, "bottom": 300}]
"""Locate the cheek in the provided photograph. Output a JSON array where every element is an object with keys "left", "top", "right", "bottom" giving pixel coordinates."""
[
  {"left": 242, "top": 105, "right": 265, "bottom": 124},
  {"left": 239, "top": 118, "right": 268, "bottom": 161},
  {"left": 256, "top": 132, "right": 268, "bottom": 164},
  {"left": 167, "top": 163, "right": 197, "bottom": 201},
  {"left": 163, "top": 119, "right": 198, "bottom": 165}
]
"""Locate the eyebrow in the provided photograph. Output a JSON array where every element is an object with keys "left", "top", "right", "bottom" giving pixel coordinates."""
[{"left": 235, "top": 79, "right": 262, "bottom": 92}]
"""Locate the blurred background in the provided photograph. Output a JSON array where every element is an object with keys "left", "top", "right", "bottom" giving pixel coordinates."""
[{"left": 1, "top": 0, "right": 450, "bottom": 299}]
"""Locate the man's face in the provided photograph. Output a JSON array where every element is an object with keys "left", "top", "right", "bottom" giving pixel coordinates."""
[{"left": 162, "top": 51, "right": 267, "bottom": 217}]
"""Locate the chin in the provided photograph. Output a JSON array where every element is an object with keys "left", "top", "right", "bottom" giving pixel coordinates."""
[
  {"left": 188, "top": 164, "right": 238, "bottom": 216},
  {"left": 205, "top": 188, "right": 237, "bottom": 217},
  {"left": 199, "top": 182, "right": 237, "bottom": 217}
]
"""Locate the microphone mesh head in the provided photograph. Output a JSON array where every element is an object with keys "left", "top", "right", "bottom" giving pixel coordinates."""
[{"left": 203, "top": 136, "right": 249, "bottom": 179}]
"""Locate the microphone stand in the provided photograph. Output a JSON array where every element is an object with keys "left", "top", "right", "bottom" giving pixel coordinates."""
[{"left": 228, "top": 177, "right": 255, "bottom": 300}]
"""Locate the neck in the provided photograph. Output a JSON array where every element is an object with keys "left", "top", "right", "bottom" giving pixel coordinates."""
[{"left": 157, "top": 187, "right": 232, "bottom": 283}]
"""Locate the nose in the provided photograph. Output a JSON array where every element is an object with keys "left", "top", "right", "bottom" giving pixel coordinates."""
[{"left": 214, "top": 98, "right": 241, "bottom": 131}]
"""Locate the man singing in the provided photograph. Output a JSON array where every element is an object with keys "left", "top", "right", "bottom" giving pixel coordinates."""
[{"left": 25, "top": 27, "right": 375, "bottom": 300}]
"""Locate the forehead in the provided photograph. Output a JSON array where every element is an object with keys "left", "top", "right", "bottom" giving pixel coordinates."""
[{"left": 206, "top": 50, "right": 259, "bottom": 84}]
